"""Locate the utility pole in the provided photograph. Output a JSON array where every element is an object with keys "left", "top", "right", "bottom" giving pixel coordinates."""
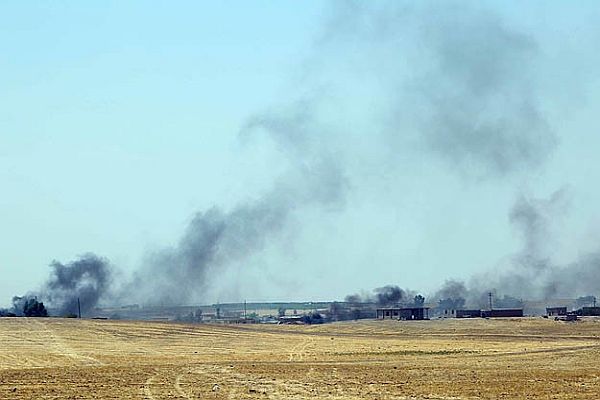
[
  {"left": 77, "top": 297, "right": 81, "bottom": 319},
  {"left": 244, "top": 300, "right": 247, "bottom": 320},
  {"left": 488, "top": 292, "right": 493, "bottom": 310},
  {"left": 594, "top": 296, "right": 597, "bottom": 308}
]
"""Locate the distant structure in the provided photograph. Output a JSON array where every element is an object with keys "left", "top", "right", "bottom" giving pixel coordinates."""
[
  {"left": 546, "top": 307, "right": 567, "bottom": 317},
  {"left": 376, "top": 307, "right": 430, "bottom": 320},
  {"left": 439, "top": 308, "right": 457, "bottom": 318},
  {"left": 456, "top": 309, "right": 482, "bottom": 318},
  {"left": 554, "top": 312, "right": 578, "bottom": 322},
  {"left": 576, "top": 307, "right": 600, "bottom": 316},
  {"left": 278, "top": 315, "right": 305, "bottom": 324},
  {"left": 454, "top": 308, "right": 523, "bottom": 318},
  {"left": 447, "top": 292, "right": 523, "bottom": 318},
  {"left": 481, "top": 309, "right": 524, "bottom": 318}
]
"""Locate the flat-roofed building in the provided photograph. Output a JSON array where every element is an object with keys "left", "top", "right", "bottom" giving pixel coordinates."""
[
  {"left": 376, "top": 307, "right": 429, "bottom": 320},
  {"left": 546, "top": 307, "right": 567, "bottom": 316}
]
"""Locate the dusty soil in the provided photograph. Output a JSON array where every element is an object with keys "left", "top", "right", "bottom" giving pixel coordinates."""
[{"left": 1, "top": 317, "right": 600, "bottom": 399}]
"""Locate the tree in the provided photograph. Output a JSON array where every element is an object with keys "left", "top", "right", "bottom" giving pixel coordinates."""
[{"left": 413, "top": 295, "right": 425, "bottom": 307}]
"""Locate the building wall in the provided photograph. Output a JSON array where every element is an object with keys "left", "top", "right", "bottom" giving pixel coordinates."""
[
  {"left": 456, "top": 309, "right": 482, "bottom": 318},
  {"left": 546, "top": 307, "right": 567, "bottom": 316},
  {"left": 579, "top": 307, "right": 600, "bottom": 316},
  {"left": 481, "top": 309, "right": 523, "bottom": 318},
  {"left": 376, "top": 308, "right": 429, "bottom": 320}
]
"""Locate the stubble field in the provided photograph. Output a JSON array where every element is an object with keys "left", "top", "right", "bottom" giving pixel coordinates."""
[{"left": 1, "top": 317, "right": 600, "bottom": 399}]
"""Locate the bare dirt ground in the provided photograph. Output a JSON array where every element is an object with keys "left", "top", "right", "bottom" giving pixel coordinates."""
[{"left": 1, "top": 317, "right": 600, "bottom": 399}]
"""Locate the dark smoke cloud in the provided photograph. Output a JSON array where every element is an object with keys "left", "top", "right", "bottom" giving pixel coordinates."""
[
  {"left": 175, "top": 1, "right": 557, "bottom": 304},
  {"left": 561, "top": 254, "right": 600, "bottom": 298},
  {"left": 438, "top": 189, "right": 599, "bottom": 306},
  {"left": 347, "top": 190, "right": 579, "bottom": 310},
  {"left": 489, "top": 189, "right": 570, "bottom": 299},
  {"left": 374, "top": 285, "right": 405, "bottom": 306},
  {"left": 6, "top": 2, "right": 582, "bottom": 308},
  {"left": 2, "top": 254, "right": 112, "bottom": 316},
  {"left": 433, "top": 280, "right": 468, "bottom": 309},
  {"left": 509, "top": 188, "right": 569, "bottom": 269},
  {"left": 314, "top": 1, "right": 556, "bottom": 178},
  {"left": 431, "top": 281, "right": 523, "bottom": 310},
  {"left": 129, "top": 202, "right": 285, "bottom": 305},
  {"left": 344, "top": 294, "right": 363, "bottom": 304},
  {"left": 0, "top": 296, "right": 38, "bottom": 317},
  {"left": 43, "top": 253, "right": 112, "bottom": 315},
  {"left": 415, "top": 8, "right": 555, "bottom": 176},
  {"left": 345, "top": 285, "right": 415, "bottom": 306}
]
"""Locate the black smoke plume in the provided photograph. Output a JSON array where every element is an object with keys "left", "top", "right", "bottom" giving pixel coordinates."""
[
  {"left": 3, "top": 254, "right": 111, "bottom": 317},
  {"left": 374, "top": 285, "right": 406, "bottom": 306},
  {"left": 127, "top": 158, "right": 347, "bottom": 305},
  {"left": 431, "top": 189, "right": 600, "bottom": 308},
  {"left": 42, "top": 253, "right": 111, "bottom": 315},
  {"left": 433, "top": 280, "right": 468, "bottom": 310},
  {"left": 492, "top": 189, "right": 570, "bottom": 299},
  {"left": 5, "top": 3, "right": 592, "bottom": 309},
  {"left": 43, "top": 253, "right": 112, "bottom": 315},
  {"left": 345, "top": 285, "right": 416, "bottom": 306},
  {"left": 0, "top": 296, "right": 47, "bottom": 317}
]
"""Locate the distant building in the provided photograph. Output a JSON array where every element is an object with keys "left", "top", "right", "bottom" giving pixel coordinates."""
[
  {"left": 438, "top": 309, "right": 457, "bottom": 318},
  {"left": 554, "top": 312, "right": 578, "bottom": 322},
  {"left": 278, "top": 315, "right": 305, "bottom": 324},
  {"left": 376, "top": 307, "right": 430, "bottom": 320},
  {"left": 546, "top": 307, "right": 567, "bottom": 317},
  {"left": 577, "top": 307, "right": 600, "bottom": 316},
  {"left": 456, "top": 309, "right": 482, "bottom": 318},
  {"left": 481, "top": 309, "right": 523, "bottom": 318}
]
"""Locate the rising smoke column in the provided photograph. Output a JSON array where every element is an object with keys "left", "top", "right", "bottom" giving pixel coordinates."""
[
  {"left": 13, "top": 2, "right": 568, "bottom": 307},
  {"left": 43, "top": 253, "right": 112, "bottom": 315},
  {"left": 426, "top": 190, "right": 567, "bottom": 307},
  {"left": 492, "top": 189, "right": 569, "bottom": 299},
  {"left": 127, "top": 122, "right": 348, "bottom": 305},
  {"left": 432, "top": 280, "right": 468, "bottom": 309},
  {"left": 3, "top": 253, "right": 113, "bottom": 316},
  {"left": 4, "top": 2, "right": 597, "bottom": 311},
  {"left": 440, "top": 188, "right": 600, "bottom": 305},
  {"left": 128, "top": 2, "right": 560, "bottom": 304},
  {"left": 374, "top": 285, "right": 406, "bottom": 306},
  {"left": 497, "top": 189, "right": 600, "bottom": 300},
  {"left": 344, "top": 285, "right": 414, "bottom": 306}
]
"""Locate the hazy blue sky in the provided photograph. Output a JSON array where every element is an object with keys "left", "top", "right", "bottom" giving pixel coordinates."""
[{"left": 2, "top": 1, "right": 600, "bottom": 306}]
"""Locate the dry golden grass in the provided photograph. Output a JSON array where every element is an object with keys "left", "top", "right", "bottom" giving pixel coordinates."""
[{"left": 1, "top": 317, "right": 600, "bottom": 399}]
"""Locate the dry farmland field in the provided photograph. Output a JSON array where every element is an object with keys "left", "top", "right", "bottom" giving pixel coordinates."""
[{"left": 1, "top": 317, "right": 600, "bottom": 399}]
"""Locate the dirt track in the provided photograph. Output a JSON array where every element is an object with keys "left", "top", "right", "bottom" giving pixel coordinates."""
[{"left": 1, "top": 317, "right": 600, "bottom": 399}]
